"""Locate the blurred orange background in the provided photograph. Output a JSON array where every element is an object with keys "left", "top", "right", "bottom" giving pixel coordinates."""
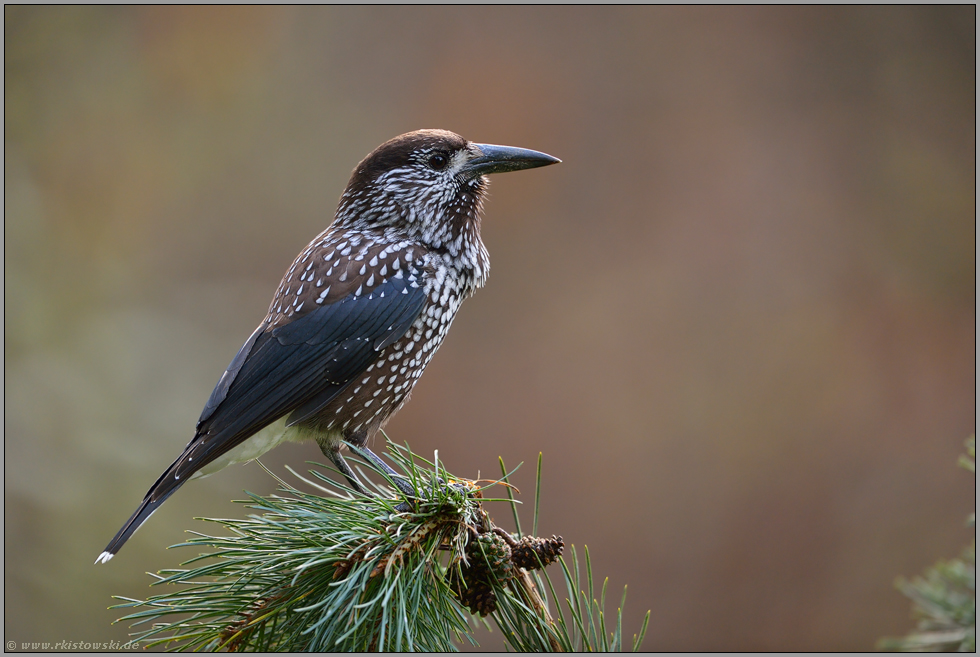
[{"left": 4, "top": 6, "right": 975, "bottom": 651}]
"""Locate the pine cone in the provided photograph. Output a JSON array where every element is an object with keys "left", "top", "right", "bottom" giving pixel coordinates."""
[
  {"left": 469, "top": 531, "right": 514, "bottom": 581},
  {"left": 511, "top": 535, "right": 564, "bottom": 571},
  {"left": 457, "top": 576, "right": 497, "bottom": 616}
]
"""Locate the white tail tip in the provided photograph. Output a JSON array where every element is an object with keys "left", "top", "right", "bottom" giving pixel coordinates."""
[{"left": 95, "top": 551, "right": 115, "bottom": 565}]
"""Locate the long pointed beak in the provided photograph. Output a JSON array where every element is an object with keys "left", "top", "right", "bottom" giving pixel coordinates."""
[{"left": 462, "top": 143, "right": 561, "bottom": 177}]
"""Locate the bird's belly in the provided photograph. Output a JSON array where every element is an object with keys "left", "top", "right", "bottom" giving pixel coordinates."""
[{"left": 190, "top": 417, "right": 315, "bottom": 479}]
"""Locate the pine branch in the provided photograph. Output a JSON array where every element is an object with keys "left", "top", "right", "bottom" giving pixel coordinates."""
[
  {"left": 878, "top": 436, "right": 976, "bottom": 652},
  {"left": 112, "top": 440, "right": 650, "bottom": 652}
]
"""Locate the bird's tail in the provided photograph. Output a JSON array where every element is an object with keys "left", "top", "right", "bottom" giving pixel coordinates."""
[{"left": 95, "top": 470, "right": 185, "bottom": 564}]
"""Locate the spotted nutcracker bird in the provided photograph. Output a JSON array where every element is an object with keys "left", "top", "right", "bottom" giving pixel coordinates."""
[{"left": 96, "top": 129, "right": 559, "bottom": 563}]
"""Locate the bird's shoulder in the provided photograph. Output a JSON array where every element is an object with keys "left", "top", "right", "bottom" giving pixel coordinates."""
[{"left": 266, "top": 229, "right": 434, "bottom": 328}]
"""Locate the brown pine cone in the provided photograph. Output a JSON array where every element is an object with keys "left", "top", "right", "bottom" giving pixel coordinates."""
[{"left": 511, "top": 535, "right": 564, "bottom": 571}]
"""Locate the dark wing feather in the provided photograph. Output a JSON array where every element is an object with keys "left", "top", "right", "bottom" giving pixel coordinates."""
[
  {"left": 150, "top": 262, "right": 427, "bottom": 503},
  {"left": 198, "top": 323, "right": 268, "bottom": 427}
]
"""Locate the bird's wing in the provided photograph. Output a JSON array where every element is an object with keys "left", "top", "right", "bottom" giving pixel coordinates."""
[
  {"left": 98, "top": 236, "right": 430, "bottom": 561},
  {"left": 157, "top": 237, "right": 430, "bottom": 500}
]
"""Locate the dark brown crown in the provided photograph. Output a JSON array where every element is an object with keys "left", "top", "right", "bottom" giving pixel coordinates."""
[{"left": 346, "top": 129, "right": 469, "bottom": 191}]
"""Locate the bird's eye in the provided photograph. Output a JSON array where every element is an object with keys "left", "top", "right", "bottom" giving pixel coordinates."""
[{"left": 428, "top": 153, "right": 449, "bottom": 170}]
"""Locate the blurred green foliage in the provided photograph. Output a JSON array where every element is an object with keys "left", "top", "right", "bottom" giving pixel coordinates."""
[{"left": 879, "top": 437, "right": 975, "bottom": 652}]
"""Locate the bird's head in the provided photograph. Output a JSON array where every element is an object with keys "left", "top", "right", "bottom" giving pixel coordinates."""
[{"left": 334, "top": 129, "right": 559, "bottom": 256}]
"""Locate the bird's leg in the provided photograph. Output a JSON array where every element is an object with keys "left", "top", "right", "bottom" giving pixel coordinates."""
[
  {"left": 317, "top": 435, "right": 415, "bottom": 505},
  {"left": 317, "top": 437, "right": 370, "bottom": 495},
  {"left": 354, "top": 444, "right": 417, "bottom": 498}
]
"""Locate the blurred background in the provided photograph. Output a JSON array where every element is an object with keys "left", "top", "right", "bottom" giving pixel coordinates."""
[{"left": 4, "top": 6, "right": 975, "bottom": 651}]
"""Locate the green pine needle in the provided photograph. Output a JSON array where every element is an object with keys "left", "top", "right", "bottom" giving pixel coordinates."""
[{"left": 112, "top": 440, "right": 650, "bottom": 652}]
